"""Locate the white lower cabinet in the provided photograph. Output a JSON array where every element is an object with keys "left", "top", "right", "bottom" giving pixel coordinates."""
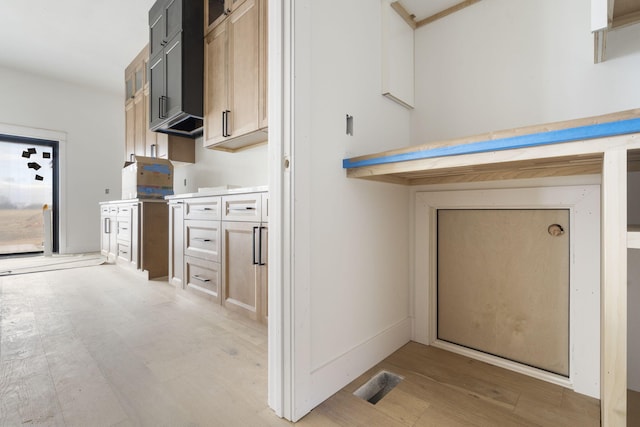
[
  {"left": 99, "top": 200, "right": 168, "bottom": 279},
  {"left": 169, "top": 190, "right": 268, "bottom": 324}
]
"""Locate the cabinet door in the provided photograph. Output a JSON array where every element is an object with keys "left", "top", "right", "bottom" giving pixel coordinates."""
[
  {"left": 222, "top": 221, "right": 260, "bottom": 321},
  {"left": 228, "top": 0, "right": 259, "bottom": 139},
  {"left": 100, "top": 212, "right": 111, "bottom": 256},
  {"left": 206, "top": 0, "right": 228, "bottom": 32},
  {"left": 125, "top": 100, "right": 135, "bottom": 162},
  {"left": 148, "top": 53, "right": 165, "bottom": 129},
  {"left": 204, "top": 22, "right": 228, "bottom": 146},
  {"left": 149, "top": 5, "right": 165, "bottom": 59},
  {"left": 164, "top": 33, "right": 183, "bottom": 121},
  {"left": 133, "top": 92, "right": 146, "bottom": 156},
  {"left": 164, "top": 0, "right": 182, "bottom": 42},
  {"left": 169, "top": 201, "right": 184, "bottom": 287}
]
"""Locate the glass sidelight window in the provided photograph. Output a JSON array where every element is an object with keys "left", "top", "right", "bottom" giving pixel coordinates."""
[{"left": 0, "top": 135, "right": 58, "bottom": 255}]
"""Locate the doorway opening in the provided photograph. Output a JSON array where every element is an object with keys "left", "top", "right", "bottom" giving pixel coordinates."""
[{"left": 0, "top": 134, "right": 59, "bottom": 256}]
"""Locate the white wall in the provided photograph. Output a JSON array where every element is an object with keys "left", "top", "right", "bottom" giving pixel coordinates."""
[
  {"left": 412, "top": 0, "right": 640, "bottom": 144},
  {"left": 291, "top": 0, "right": 413, "bottom": 418},
  {"left": 0, "top": 66, "right": 122, "bottom": 254},
  {"left": 172, "top": 141, "right": 268, "bottom": 194}
]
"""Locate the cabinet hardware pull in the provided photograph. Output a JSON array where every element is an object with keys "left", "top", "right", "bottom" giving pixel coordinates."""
[
  {"left": 159, "top": 96, "right": 168, "bottom": 119},
  {"left": 229, "top": 206, "right": 256, "bottom": 211},
  {"left": 252, "top": 226, "right": 259, "bottom": 265},
  {"left": 222, "top": 110, "right": 231, "bottom": 137},
  {"left": 104, "top": 218, "right": 111, "bottom": 234},
  {"left": 195, "top": 238, "right": 212, "bottom": 242},
  {"left": 259, "top": 226, "right": 266, "bottom": 266},
  {"left": 150, "top": 144, "right": 157, "bottom": 158},
  {"left": 193, "top": 275, "right": 210, "bottom": 283}
]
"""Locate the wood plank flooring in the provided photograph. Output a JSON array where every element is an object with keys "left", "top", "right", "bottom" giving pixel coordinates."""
[{"left": 0, "top": 262, "right": 625, "bottom": 426}]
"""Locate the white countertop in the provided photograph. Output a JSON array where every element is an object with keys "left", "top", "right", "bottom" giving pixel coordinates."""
[
  {"left": 165, "top": 185, "right": 268, "bottom": 200},
  {"left": 99, "top": 198, "right": 167, "bottom": 205}
]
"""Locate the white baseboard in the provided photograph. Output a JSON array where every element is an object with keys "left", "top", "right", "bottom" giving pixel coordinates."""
[{"left": 306, "top": 317, "right": 412, "bottom": 414}]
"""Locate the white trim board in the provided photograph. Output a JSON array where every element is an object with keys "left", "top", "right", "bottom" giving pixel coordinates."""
[{"left": 413, "top": 185, "right": 601, "bottom": 398}]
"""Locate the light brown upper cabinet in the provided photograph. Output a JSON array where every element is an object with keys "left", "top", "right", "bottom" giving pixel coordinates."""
[
  {"left": 124, "top": 47, "right": 149, "bottom": 162},
  {"left": 205, "top": 0, "right": 248, "bottom": 35},
  {"left": 203, "top": 0, "right": 268, "bottom": 152},
  {"left": 124, "top": 45, "right": 195, "bottom": 164}
]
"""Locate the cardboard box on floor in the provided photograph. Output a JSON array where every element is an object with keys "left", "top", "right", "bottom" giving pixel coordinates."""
[{"left": 122, "top": 156, "right": 174, "bottom": 199}]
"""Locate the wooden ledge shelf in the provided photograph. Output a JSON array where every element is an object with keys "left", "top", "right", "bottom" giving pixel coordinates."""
[
  {"left": 628, "top": 225, "right": 640, "bottom": 249},
  {"left": 343, "top": 109, "right": 640, "bottom": 185}
]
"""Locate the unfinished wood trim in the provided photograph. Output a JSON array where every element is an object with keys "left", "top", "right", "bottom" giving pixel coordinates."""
[
  {"left": 601, "top": 148, "right": 627, "bottom": 427},
  {"left": 343, "top": 117, "right": 640, "bottom": 169},
  {"left": 346, "top": 133, "right": 640, "bottom": 187},
  {"left": 594, "top": 29, "right": 607, "bottom": 63},
  {"left": 345, "top": 109, "right": 640, "bottom": 165},
  {"left": 415, "top": 0, "right": 481, "bottom": 28},
  {"left": 612, "top": 9, "right": 640, "bottom": 28},
  {"left": 390, "top": 2, "right": 416, "bottom": 29}
]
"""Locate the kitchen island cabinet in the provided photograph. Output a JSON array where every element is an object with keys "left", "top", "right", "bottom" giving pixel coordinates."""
[{"left": 99, "top": 199, "right": 168, "bottom": 279}]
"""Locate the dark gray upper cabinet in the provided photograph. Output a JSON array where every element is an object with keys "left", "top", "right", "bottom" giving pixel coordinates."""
[{"left": 148, "top": 0, "right": 203, "bottom": 138}]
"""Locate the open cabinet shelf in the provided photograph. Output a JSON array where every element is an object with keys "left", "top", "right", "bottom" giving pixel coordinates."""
[{"left": 628, "top": 225, "right": 640, "bottom": 249}]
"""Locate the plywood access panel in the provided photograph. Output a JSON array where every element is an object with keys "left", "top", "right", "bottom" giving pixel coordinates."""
[{"left": 437, "top": 209, "right": 569, "bottom": 376}]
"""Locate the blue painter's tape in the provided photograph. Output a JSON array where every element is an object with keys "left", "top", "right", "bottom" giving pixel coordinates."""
[
  {"left": 142, "top": 164, "right": 172, "bottom": 174},
  {"left": 342, "top": 117, "right": 640, "bottom": 169},
  {"left": 137, "top": 186, "right": 174, "bottom": 197}
]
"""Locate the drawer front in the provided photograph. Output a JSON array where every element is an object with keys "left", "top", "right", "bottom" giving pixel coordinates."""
[
  {"left": 117, "top": 205, "right": 134, "bottom": 220},
  {"left": 185, "top": 256, "right": 221, "bottom": 301},
  {"left": 117, "top": 220, "right": 131, "bottom": 242},
  {"left": 184, "top": 197, "right": 222, "bottom": 220},
  {"left": 185, "top": 219, "right": 221, "bottom": 262},
  {"left": 109, "top": 206, "right": 119, "bottom": 215},
  {"left": 117, "top": 242, "right": 132, "bottom": 263},
  {"left": 222, "top": 193, "right": 262, "bottom": 222},
  {"left": 101, "top": 206, "right": 110, "bottom": 215}
]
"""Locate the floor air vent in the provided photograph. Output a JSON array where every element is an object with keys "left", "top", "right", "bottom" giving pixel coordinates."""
[{"left": 353, "top": 370, "right": 403, "bottom": 404}]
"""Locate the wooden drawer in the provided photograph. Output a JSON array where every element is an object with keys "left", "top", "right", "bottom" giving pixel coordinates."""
[
  {"left": 117, "top": 205, "right": 134, "bottom": 219},
  {"left": 185, "top": 256, "right": 221, "bottom": 301},
  {"left": 101, "top": 206, "right": 110, "bottom": 215},
  {"left": 184, "top": 219, "right": 221, "bottom": 262},
  {"left": 109, "top": 206, "right": 119, "bottom": 215},
  {"left": 184, "top": 197, "right": 222, "bottom": 220},
  {"left": 222, "top": 193, "right": 262, "bottom": 222},
  {"left": 117, "top": 220, "right": 131, "bottom": 242},
  {"left": 117, "top": 242, "right": 132, "bottom": 263}
]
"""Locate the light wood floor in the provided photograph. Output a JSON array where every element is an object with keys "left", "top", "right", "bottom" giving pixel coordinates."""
[{"left": 0, "top": 263, "right": 633, "bottom": 426}]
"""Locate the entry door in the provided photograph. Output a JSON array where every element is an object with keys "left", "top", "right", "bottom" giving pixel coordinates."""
[
  {"left": 0, "top": 136, "right": 57, "bottom": 255},
  {"left": 437, "top": 209, "right": 569, "bottom": 376}
]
